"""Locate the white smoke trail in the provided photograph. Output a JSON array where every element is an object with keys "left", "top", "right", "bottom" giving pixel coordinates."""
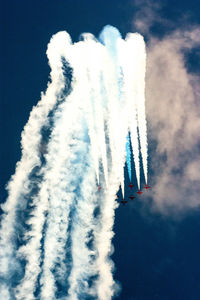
[
  {"left": 40, "top": 94, "right": 88, "bottom": 300},
  {"left": 82, "top": 35, "right": 109, "bottom": 187},
  {"left": 93, "top": 178, "right": 120, "bottom": 300},
  {"left": 90, "top": 30, "right": 147, "bottom": 299},
  {"left": 117, "top": 35, "right": 142, "bottom": 189},
  {"left": 67, "top": 162, "right": 98, "bottom": 300},
  {"left": 39, "top": 40, "right": 98, "bottom": 299},
  {"left": 16, "top": 99, "right": 79, "bottom": 300},
  {"left": 0, "top": 283, "right": 11, "bottom": 300},
  {"left": 80, "top": 36, "right": 107, "bottom": 187},
  {"left": 39, "top": 38, "right": 105, "bottom": 299},
  {"left": 13, "top": 32, "right": 73, "bottom": 300},
  {"left": 67, "top": 36, "right": 110, "bottom": 299},
  {"left": 103, "top": 68, "right": 125, "bottom": 197},
  {"left": 77, "top": 32, "right": 125, "bottom": 299},
  {"left": 99, "top": 26, "right": 127, "bottom": 198},
  {"left": 19, "top": 40, "right": 96, "bottom": 300},
  {"left": 0, "top": 31, "right": 71, "bottom": 299},
  {"left": 126, "top": 34, "right": 148, "bottom": 184},
  {"left": 129, "top": 116, "right": 141, "bottom": 189}
]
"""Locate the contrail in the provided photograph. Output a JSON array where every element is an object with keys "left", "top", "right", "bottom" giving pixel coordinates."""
[{"left": 0, "top": 25, "right": 147, "bottom": 300}]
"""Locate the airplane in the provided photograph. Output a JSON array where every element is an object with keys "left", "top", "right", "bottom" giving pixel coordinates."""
[
  {"left": 144, "top": 184, "right": 151, "bottom": 190},
  {"left": 129, "top": 195, "right": 136, "bottom": 200},
  {"left": 128, "top": 183, "right": 134, "bottom": 189},
  {"left": 137, "top": 190, "right": 143, "bottom": 195},
  {"left": 121, "top": 200, "right": 128, "bottom": 206}
]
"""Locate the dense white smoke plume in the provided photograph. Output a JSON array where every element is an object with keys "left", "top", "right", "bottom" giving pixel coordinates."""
[{"left": 0, "top": 25, "right": 147, "bottom": 299}]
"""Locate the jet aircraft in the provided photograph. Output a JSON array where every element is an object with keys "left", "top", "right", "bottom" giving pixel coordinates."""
[
  {"left": 128, "top": 183, "right": 134, "bottom": 189},
  {"left": 137, "top": 190, "right": 143, "bottom": 195},
  {"left": 129, "top": 195, "right": 136, "bottom": 200},
  {"left": 144, "top": 184, "right": 151, "bottom": 190},
  {"left": 121, "top": 200, "right": 128, "bottom": 206}
]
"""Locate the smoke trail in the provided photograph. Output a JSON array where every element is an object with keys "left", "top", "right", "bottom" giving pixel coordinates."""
[
  {"left": 0, "top": 25, "right": 147, "bottom": 300},
  {"left": 67, "top": 159, "right": 98, "bottom": 300},
  {"left": 40, "top": 95, "right": 90, "bottom": 300},
  {"left": 126, "top": 34, "right": 148, "bottom": 184},
  {"left": 81, "top": 34, "right": 109, "bottom": 187},
  {"left": 99, "top": 25, "right": 128, "bottom": 198},
  {"left": 40, "top": 38, "right": 101, "bottom": 299},
  {"left": 0, "top": 31, "right": 71, "bottom": 299},
  {"left": 66, "top": 35, "right": 116, "bottom": 299},
  {"left": 13, "top": 32, "right": 73, "bottom": 300},
  {"left": 126, "top": 134, "right": 132, "bottom": 181},
  {"left": 117, "top": 35, "right": 144, "bottom": 189},
  {"left": 66, "top": 37, "right": 109, "bottom": 299}
]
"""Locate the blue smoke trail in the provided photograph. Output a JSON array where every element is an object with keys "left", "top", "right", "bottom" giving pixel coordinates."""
[
  {"left": 126, "top": 133, "right": 132, "bottom": 182},
  {"left": 99, "top": 25, "right": 123, "bottom": 102},
  {"left": 99, "top": 25, "right": 122, "bottom": 60},
  {"left": 99, "top": 25, "right": 132, "bottom": 196}
]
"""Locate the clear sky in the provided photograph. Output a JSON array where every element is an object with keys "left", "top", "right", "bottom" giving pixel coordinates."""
[{"left": 1, "top": 1, "right": 200, "bottom": 299}]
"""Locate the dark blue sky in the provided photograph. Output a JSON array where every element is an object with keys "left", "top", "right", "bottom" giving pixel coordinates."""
[{"left": 1, "top": 1, "right": 200, "bottom": 299}]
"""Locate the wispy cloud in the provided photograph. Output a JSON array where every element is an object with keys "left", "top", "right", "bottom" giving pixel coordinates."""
[
  {"left": 131, "top": 0, "right": 169, "bottom": 35},
  {"left": 131, "top": 0, "right": 200, "bottom": 213}
]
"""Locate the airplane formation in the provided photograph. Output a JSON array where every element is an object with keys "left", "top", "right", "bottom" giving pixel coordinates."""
[{"left": 97, "top": 183, "right": 151, "bottom": 206}]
